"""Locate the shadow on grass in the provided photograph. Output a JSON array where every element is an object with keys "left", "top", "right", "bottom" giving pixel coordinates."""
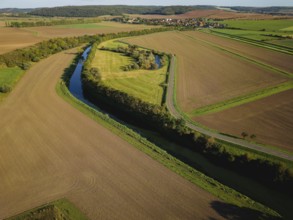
[
  {"left": 219, "top": 132, "right": 241, "bottom": 139},
  {"left": 210, "top": 201, "right": 281, "bottom": 220}
]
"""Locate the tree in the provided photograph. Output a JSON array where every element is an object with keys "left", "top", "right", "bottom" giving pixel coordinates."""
[
  {"left": 241, "top": 132, "right": 248, "bottom": 139},
  {"left": 133, "top": 63, "right": 139, "bottom": 70},
  {"left": 250, "top": 134, "right": 256, "bottom": 140}
]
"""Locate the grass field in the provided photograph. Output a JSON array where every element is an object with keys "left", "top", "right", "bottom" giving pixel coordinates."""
[
  {"left": 220, "top": 19, "right": 293, "bottom": 31},
  {"left": 56, "top": 23, "right": 112, "bottom": 29},
  {"left": 91, "top": 40, "right": 168, "bottom": 105},
  {"left": 0, "top": 67, "right": 24, "bottom": 88},
  {"left": 216, "top": 19, "right": 293, "bottom": 49},
  {"left": 0, "top": 67, "right": 24, "bottom": 102},
  {"left": 124, "top": 31, "right": 293, "bottom": 151},
  {"left": 282, "top": 26, "right": 293, "bottom": 31},
  {"left": 213, "top": 29, "right": 284, "bottom": 41},
  {"left": 213, "top": 29, "right": 293, "bottom": 49},
  {"left": 6, "top": 199, "right": 89, "bottom": 220},
  {"left": 270, "top": 38, "right": 293, "bottom": 48}
]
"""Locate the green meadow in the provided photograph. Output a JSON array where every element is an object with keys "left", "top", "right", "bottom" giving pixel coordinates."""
[{"left": 92, "top": 40, "right": 168, "bottom": 105}]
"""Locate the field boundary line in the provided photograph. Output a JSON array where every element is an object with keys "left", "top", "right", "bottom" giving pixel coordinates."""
[
  {"left": 180, "top": 31, "right": 293, "bottom": 78},
  {"left": 166, "top": 52, "right": 293, "bottom": 162},
  {"left": 188, "top": 81, "right": 293, "bottom": 117},
  {"left": 207, "top": 29, "right": 293, "bottom": 55}
]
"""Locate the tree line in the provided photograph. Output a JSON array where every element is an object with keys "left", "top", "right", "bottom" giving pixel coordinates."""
[
  {"left": 0, "top": 27, "right": 173, "bottom": 70},
  {"left": 101, "top": 44, "right": 168, "bottom": 71},
  {"left": 6, "top": 18, "right": 101, "bottom": 28},
  {"left": 29, "top": 5, "right": 215, "bottom": 17},
  {"left": 82, "top": 35, "right": 293, "bottom": 196}
]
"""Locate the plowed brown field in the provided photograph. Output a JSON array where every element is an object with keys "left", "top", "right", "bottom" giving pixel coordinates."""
[
  {"left": 25, "top": 22, "right": 157, "bottom": 38},
  {"left": 0, "top": 27, "right": 45, "bottom": 55},
  {"left": 195, "top": 89, "right": 293, "bottom": 151},
  {"left": 0, "top": 22, "right": 158, "bottom": 54},
  {"left": 124, "top": 31, "right": 289, "bottom": 112},
  {"left": 0, "top": 49, "right": 226, "bottom": 219},
  {"left": 183, "top": 31, "right": 293, "bottom": 73},
  {"left": 125, "top": 31, "right": 293, "bottom": 151}
]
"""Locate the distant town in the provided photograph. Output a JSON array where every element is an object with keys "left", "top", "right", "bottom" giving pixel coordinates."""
[{"left": 112, "top": 16, "right": 226, "bottom": 29}]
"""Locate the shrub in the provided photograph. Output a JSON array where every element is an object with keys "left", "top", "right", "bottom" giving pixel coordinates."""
[{"left": 0, "top": 85, "right": 12, "bottom": 93}]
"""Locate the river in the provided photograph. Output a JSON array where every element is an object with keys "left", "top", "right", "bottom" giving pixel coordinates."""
[{"left": 69, "top": 46, "right": 91, "bottom": 103}]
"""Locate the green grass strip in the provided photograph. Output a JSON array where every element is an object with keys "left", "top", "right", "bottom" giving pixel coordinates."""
[
  {"left": 55, "top": 54, "right": 280, "bottom": 219},
  {"left": 208, "top": 29, "right": 293, "bottom": 55},
  {"left": 6, "top": 198, "right": 89, "bottom": 220},
  {"left": 0, "top": 67, "right": 25, "bottom": 91},
  {"left": 188, "top": 81, "right": 293, "bottom": 117}
]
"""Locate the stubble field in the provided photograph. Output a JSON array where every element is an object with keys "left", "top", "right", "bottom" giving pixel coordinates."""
[
  {"left": 0, "top": 21, "right": 158, "bottom": 54},
  {"left": 0, "top": 48, "right": 226, "bottom": 219},
  {"left": 124, "top": 31, "right": 293, "bottom": 150},
  {"left": 124, "top": 31, "right": 290, "bottom": 112},
  {"left": 196, "top": 89, "right": 293, "bottom": 151}
]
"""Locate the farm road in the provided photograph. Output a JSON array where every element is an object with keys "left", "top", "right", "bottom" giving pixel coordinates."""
[
  {"left": 166, "top": 55, "right": 293, "bottom": 162},
  {"left": 0, "top": 49, "right": 225, "bottom": 219}
]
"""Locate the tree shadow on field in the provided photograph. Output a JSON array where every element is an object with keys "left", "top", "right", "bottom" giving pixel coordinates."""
[
  {"left": 64, "top": 52, "right": 79, "bottom": 55},
  {"left": 219, "top": 132, "right": 241, "bottom": 139},
  {"left": 209, "top": 201, "right": 282, "bottom": 220}
]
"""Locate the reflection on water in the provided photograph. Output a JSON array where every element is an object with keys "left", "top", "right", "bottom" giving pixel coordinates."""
[
  {"left": 69, "top": 47, "right": 91, "bottom": 102},
  {"left": 155, "top": 55, "right": 162, "bottom": 68}
]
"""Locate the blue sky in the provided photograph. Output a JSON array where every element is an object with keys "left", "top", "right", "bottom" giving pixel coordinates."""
[{"left": 1, "top": 0, "right": 293, "bottom": 8}]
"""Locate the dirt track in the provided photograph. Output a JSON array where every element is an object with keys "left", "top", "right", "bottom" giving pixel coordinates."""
[{"left": 0, "top": 49, "right": 226, "bottom": 219}]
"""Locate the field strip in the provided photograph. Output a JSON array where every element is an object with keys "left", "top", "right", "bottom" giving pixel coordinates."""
[
  {"left": 166, "top": 55, "right": 293, "bottom": 162},
  {"left": 180, "top": 31, "right": 293, "bottom": 78},
  {"left": 207, "top": 30, "right": 293, "bottom": 55},
  {"left": 188, "top": 81, "right": 293, "bottom": 117}
]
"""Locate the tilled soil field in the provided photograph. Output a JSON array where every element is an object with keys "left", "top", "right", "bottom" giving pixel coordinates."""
[
  {"left": 124, "top": 31, "right": 289, "bottom": 112},
  {"left": 195, "top": 89, "right": 293, "bottom": 151},
  {"left": 0, "top": 48, "right": 226, "bottom": 220}
]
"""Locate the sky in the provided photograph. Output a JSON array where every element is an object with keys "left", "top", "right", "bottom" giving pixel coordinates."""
[{"left": 1, "top": 0, "right": 293, "bottom": 8}]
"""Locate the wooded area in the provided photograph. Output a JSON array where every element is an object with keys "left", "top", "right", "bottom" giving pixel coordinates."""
[{"left": 29, "top": 6, "right": 215, "bottom": 17}]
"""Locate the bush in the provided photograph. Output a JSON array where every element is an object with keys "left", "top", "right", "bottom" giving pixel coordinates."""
[
  {"left": 0, "top": 85, "right": 12, "bottom": 93},
  {"left": 19, "top": 62, "right": 31, "bottom": 70}
]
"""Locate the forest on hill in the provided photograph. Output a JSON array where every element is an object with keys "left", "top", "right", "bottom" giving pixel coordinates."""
[
  {"left": 231, "top": 6, "right": 293, "bottom": 15},
  {"left": 29, "top": 5, "right": 215, "bottom": 17}
]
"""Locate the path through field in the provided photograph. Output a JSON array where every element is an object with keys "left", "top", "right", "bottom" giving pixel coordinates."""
[{"left": 0, "top": 49, "right": 226, "bottom": 219}]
